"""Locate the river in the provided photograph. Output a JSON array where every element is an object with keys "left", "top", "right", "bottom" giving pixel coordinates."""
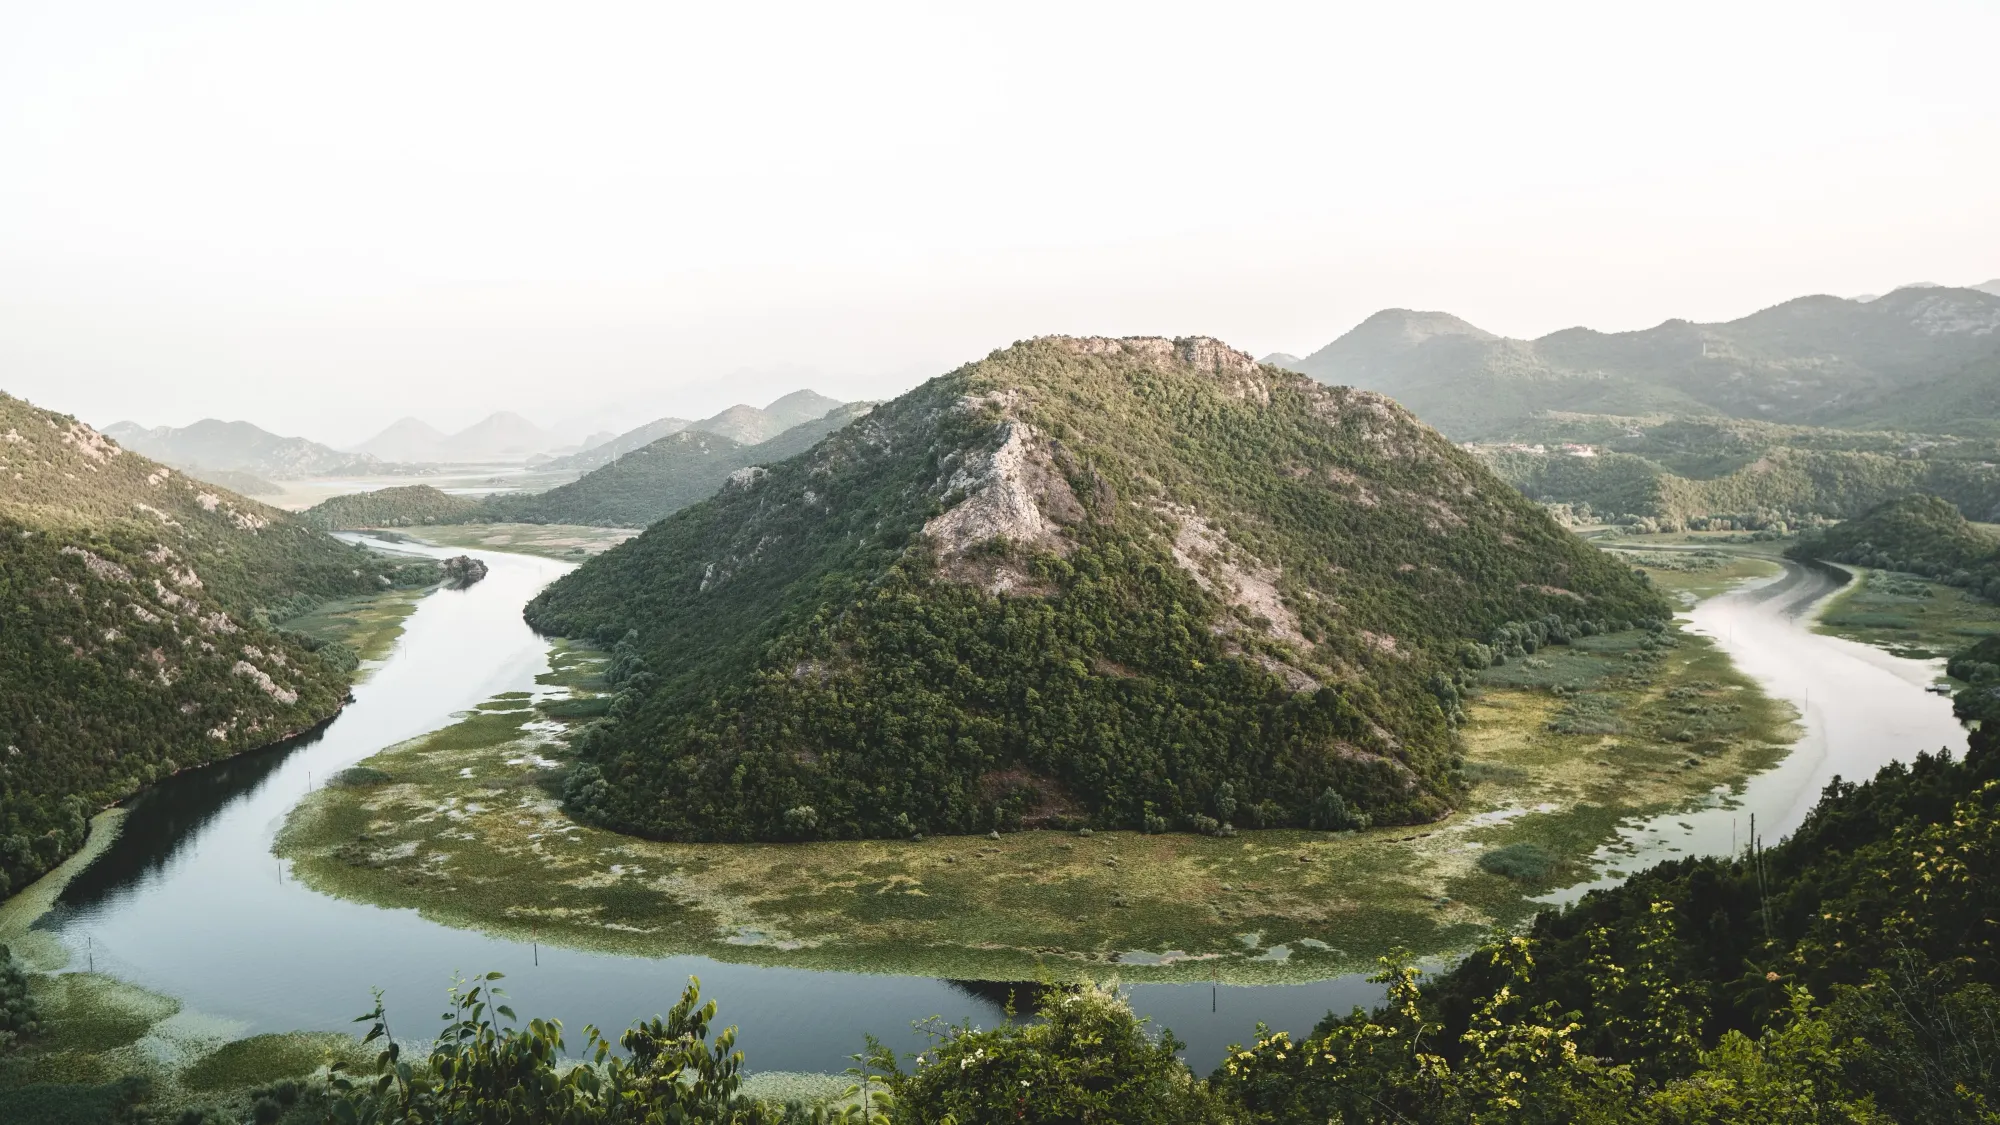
[
  {"left": 24, "top": 547, "right": 1966, "bottom": 1076},
  {"left": 1544, "top": 558, "right": 1968, "bottom": 903}
]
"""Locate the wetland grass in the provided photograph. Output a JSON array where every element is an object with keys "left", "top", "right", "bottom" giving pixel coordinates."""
[{"left": 276, "top": 607, "right": 1795, "bottom": 984}]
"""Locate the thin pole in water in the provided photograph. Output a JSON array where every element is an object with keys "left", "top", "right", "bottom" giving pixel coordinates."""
[{"left": 87, "top": 934, "right": 93, "bottom": 973}]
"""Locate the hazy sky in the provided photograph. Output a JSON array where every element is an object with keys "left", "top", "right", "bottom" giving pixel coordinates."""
[{"left": 4, "top": 0, "right": 1997, "bottom": 445}]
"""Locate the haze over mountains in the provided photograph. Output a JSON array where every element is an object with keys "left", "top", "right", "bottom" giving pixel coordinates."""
[
  {"left": 542, "top": 389, "right": 845, "bottom": 472},
  {"left": 1280, "top": 283, "right": 2000, "bottom": 440},
  {"left": 101, "top": 389, "right": 848, "bottom": 485},
  {"left": 104, "top": 418, "right": 382, "bottom": 480},
  {"left": 486, "top": 400, "right": 870, "bottom": 527}
]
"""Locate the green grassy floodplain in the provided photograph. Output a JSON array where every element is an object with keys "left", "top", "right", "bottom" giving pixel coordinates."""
[
  {"left": 279, "top": 586, "right": 428, "bottom": 666},
  {"left": 1812, "top": 563, "right": 2000, "bottom": 663},
  {"left": 278, "top": 591, "right": 1796, "bottom": 984}
]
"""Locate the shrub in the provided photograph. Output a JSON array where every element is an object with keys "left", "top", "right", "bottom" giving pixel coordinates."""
[
  {"left": 329, "top": 766, "right": 392, "bottom": 788},
  {"left": 0, "top": 944, "right": 37, "bottom": 1051},
  {"left": 1478, "top": 842, "right": 1555, "bottom": 881},
  {"left": 872, "top": 984, "right": 1225, "bottom": 1124},
  {"left": 1307, "top": 788, "right": 1368, "bottom": 832}
]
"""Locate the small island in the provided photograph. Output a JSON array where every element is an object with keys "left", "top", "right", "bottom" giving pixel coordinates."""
[{"left": 439, "top": 554, "right": 489, "bottom": 589}]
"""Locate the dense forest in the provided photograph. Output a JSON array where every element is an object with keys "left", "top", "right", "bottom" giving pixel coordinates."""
[
  {"left": 1788, "top": 493, "right": 2000, "bottom": 604},
  {"left": 300, "top": 485, "right": 484, "bottom": 531},
  {"left": 18, "top": 718, "right": 1984, "bottom": 1123},
  {"left": 484, "top": 403, "right": 872, "bottom": 528},
  {"left": 525, "top": 337, "right": 1666, "bottom": 843},
  {"left": 0, "top": 393, "right": 437, "bottom": 899}
]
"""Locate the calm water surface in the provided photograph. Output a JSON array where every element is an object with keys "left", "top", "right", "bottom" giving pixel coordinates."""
[{"left": 31, "top": 549, "right": 1964, "bottom": 1073}]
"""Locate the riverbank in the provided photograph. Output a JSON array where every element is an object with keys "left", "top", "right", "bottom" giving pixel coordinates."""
[
  {"left": 276, "top": 575, "right": 1794, "bottom": 983},
  {"left": 1812, "top": 562, "right": 2000, "bottom": 662}
]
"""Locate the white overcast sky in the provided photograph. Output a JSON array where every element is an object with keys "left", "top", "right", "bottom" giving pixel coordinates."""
[{"left": 4, "top": 0, "right": 1997, "bottom": 445}]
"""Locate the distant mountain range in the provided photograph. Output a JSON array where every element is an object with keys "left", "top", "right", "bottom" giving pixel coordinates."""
[
  {"left": 343, "top": 391, "right": 848, "bottom": 468},
  {"left": 1283, "top": 284, "right": 2000, "bottom": 439},
  {"left": 103, "top": 418, "right": 382, "bottom": 480},
  {"left": 541, "top": 390, "right": 845, "bottom": 472},
  {"left": 350, "top": 411, "right": 565, "bottom": 463}
]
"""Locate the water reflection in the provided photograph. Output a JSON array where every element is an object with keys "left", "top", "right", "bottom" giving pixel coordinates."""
[{"left": 52, "top": 725, "right": 327, "bottom": 914}]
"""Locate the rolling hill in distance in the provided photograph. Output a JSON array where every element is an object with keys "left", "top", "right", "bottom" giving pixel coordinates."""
[
  {"left": 485, "top": 401, "right": 871, "bottom": 527},
  {"left": 525, "top": 336, "right": 1665, "bottom": 843},
  {"left": 103, "top": 418, "right": 382, "bottom": 480},
  {"left": 0, "top": 391, "right": 437, "bottom": 896},
  {"left": 1284, "top": 284, "right": 2000, "bottom": 440},
  {"left": 541, "top": 389, "right": 845, "bottom": 472}
]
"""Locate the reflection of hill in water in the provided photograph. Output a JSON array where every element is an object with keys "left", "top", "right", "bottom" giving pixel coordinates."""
[
  {"left": 43, "top": 722, "right": 329, "bottom": 916},
  {"left": 941, "top": 980, "right": 1063, "bottom": 1018}
]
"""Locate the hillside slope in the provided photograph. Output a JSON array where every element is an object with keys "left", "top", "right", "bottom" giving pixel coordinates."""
[
  {"left": 1296, "top": 287, "right": 2000, "bottom": 439},
  {"left": 487, "top": 403, "right": 871, "bottom": 528},
  {"left": 0, "top": 392, "right": 436, "bottom": 897},
  {"left": 525, "top": 336, "right": 1665, "bottom": 843}
]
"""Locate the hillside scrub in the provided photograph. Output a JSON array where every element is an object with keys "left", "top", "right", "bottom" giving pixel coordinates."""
[
  {"left": 524, "top": 337, "right": 1667, "bottom": 844},
  {"left": 0, "top": 392, "right": 439, "bottom": 899}
]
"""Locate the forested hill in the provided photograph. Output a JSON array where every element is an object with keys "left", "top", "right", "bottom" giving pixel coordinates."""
[
  {"left": 525, "top": 336, "right": 1666, "bottom": 843},
  {"left": 302, "top": 484, "right": 485, "bottom": 530},
  {"left": 1789, "top": 493, "right": 2000, "bottom": 605},
  {"left": 1293, "top": 285, "right": 2000, "bottom": 439},
  {"left": 485, "top": 403, "right": 871, "bottom": 528},
  {"left": 0, "top": 392, "right": 435, "bottom": 899}
]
